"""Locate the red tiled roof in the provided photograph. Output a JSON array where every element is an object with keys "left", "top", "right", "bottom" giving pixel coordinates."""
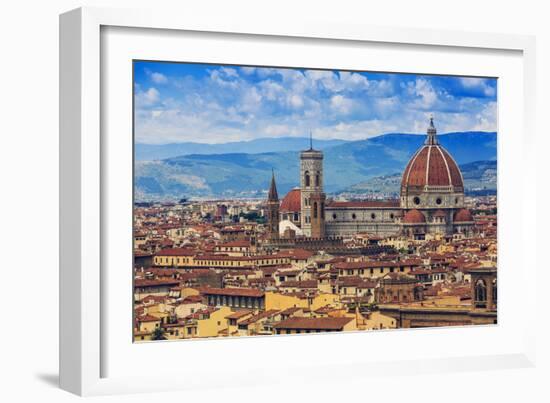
[
  {"left": 225, "top": 309, "right": 254, "bottom": 320},
  {"left": 134, "top": 279, "right": 180, "bottom": 288},
  {"left": 201, "top": 287, "right": 264, "bottom": 298},
  {"left": 454, "top": 208, "right": 474, "bottom": 222},
  {"left": 277, "top": 248, "right": 314, "bottom": 260},
  {"left": 279, "top": 307, "right": 303, "bottom": 316},
  {"left": 137, "top": 314, "right": 161, "bottom": 322},
  {"left": 403, "top": 209, "right": 426, "bottom": 224},
  {"left": 239, "top": 310, "right": 279, "bottom": 325},
  {"left": 154, "top": 248, "right": 196, "bottom": 257},
  {"left": 280, "top": 188, "right": 301, "bottom": 212},
  {"left": 334, "top": 260, "right": 421, "bottom": 269},
  {"left": 401, "top": 145, "right": 463, "bottom": 188}
]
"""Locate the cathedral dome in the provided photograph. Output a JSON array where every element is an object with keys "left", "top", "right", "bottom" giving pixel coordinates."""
[
  {"left": 453, "top": 208, "right": 473, "bottom": 222},
  {"left": 401, "top": 118, "right": 463, "bottom": 192},
  {"left": 280, "top": 188, "right": 301, "bottom": 212},
  {"left": 403, "top": 209, "right": 426, "bottom": 224}
]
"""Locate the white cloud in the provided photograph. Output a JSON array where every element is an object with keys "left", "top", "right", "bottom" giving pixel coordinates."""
[
  {"left": 240, "top": 67, "right": 257, "bottom": 75},
  {"left": 264, "top": 124, "right": 290, "bottom": 136},
  {"left": 220, "top": 67, "right": 239, "bottom": 78},
  {"left": 330, "top": 95, "right": 353, "bottom": 115},
  {"left": 209, "top": 69, "right": 239, "bottom": 88},
  {"left": 409, "top": 79, "right": 438, "bottom": 109},
  {"left": 241, "top": 87, "right": 263, "bottom": 112},
  {"left": 339, "top": 71, "right": 370, "bottom": 91},
  {"left": 134, "top": 64, "right": 497, "bottom": 144},
  {"left": 473, "top": 101, "right": 497, "bottom": 131},
  {"left": 135, "top": 87, "right": 160, "bottom": 107},
  {"left": 150, "top": 72, "right": 167, "bottom": 84},
  {"left": 459, "top": 77, "right": 496, "bottom": 97},
  {"left": 259, "top": 80, "right": 284, "bottom": 101},
  {"left": 288, "top": 94, "right": 304, "bottom": 109}
]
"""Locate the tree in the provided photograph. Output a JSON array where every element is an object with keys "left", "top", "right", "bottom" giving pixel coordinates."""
[{"left": 151, "top": 327, "right": 166, "bottom": 341}]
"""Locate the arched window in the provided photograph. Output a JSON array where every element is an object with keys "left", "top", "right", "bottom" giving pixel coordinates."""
[
  {"left": 315, "top": 172, "right": 320, "bottom": 187},
  {"left": 305, "top": 171, "right": 310, "bottom": 187},
  {"left": 475, "top": 279, "right": 487, "bottom": 304},
  {"left": 313, "top": 202, "right": 318, "bottom": 218},
  {"left": 492, "top": 279, "right": 497, "bottom": 303},
  {"left": 321, "top": 203, "right": 324, "bottom": 219}
]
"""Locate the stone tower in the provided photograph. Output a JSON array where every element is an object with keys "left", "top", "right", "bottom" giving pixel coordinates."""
[
  {"left": 300, "top": 134, "right": 325, "bottom": 238},
  {"left": 266, "top": 170, "right": 280, "bottom": 240}
]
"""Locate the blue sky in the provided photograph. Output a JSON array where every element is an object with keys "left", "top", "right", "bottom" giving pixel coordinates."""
[{"left": 134, "top": 61, "right": 497, "bottom": 144}]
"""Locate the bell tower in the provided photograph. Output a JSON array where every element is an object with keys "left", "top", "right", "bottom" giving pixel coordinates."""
[
  {"left": 300, "top": 133, "right": 325, "bottom": 238},
  {"left": 266, "top": 170, "right": 280, "bottom": 240}
]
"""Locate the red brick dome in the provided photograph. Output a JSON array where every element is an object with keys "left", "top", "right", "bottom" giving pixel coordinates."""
[
  {"left": 453, "top": 208, "right": 473, "bottom": 222},
  {"left": 403, "top": 209, "right": 426, "bottom": 224},
  {"left": 401, "top": 118, "right": 463, "bottom": 191},
  {"left": 401, "top": 145, "right": 463, "bottom": 189},
  {"left": 280, "top": 188, "right": 301, "bottom": 212},
  {"left": 433, "top": 209, "right": 446, "bottom": 218}
]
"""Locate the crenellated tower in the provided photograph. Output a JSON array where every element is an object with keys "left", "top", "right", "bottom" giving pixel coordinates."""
[{"left": 300, "top": 134, "right": 325, "bottom": 238}]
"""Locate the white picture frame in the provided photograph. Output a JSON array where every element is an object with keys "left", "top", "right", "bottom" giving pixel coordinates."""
[{"left": 60, "top": 6, "right": 537, "bottom": 396}]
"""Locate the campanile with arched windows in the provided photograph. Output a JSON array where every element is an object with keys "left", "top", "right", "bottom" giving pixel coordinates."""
[
  {"left": 300, "top": 135, "right": 325, "bottom": 237},
  {"left": 468, "top": 266, "right": 497, "bottom": 311}
]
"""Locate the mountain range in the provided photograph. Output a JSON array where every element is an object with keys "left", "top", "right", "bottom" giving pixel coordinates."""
[
  {"left": 343, "top": 160, "right": 497, "bottom": 196},
  {"left": 135, "top": 137, "right": 348, "bottom": 161},
  {"left": 134, "top": 132, "right": 497, "bottom": 201}
]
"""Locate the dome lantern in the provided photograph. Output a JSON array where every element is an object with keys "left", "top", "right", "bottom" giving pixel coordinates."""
[{"left": 425, "top": 115, "right": 438, "bottom": 145}]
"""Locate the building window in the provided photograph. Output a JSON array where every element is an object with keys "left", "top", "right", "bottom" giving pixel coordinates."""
[
  {"left": 352, "top": 213, "right": 356, "bottom": 220},
  {"left": 332, "top": 213, "right": 337, "bottom": 220},
  {"left": 436, "top": 197, "right": 442, "bottom": 205},
  {"left": 315, "top": 172, "right": 320, "bottom": 187},
  {"left": 305, "top": 171, "right": 310, "bottom": 187},
  {"left": 371, "top": 213, "right": 376, "bottom": 220},
  {"left": 313, "top": 202, "right": 318, "bottom": 218},
  {"left": 475, "top": 279, "right": 487, "bottom": 303}
]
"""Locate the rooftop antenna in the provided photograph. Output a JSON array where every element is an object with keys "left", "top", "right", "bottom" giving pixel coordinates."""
[{"left": 309, "top": 130, "right": 313, "bottom": 150}]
